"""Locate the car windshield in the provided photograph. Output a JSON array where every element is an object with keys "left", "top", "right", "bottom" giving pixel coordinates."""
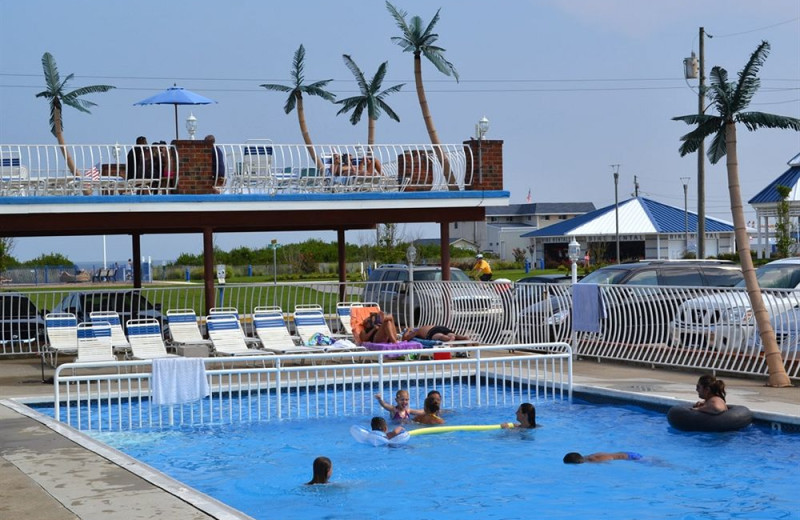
[
  {"left": 737, "top": 264, "right": 800, "bottom": 289},
  {"left": 414, "top": 270, "right": 470, "bottom": 282},
  {"left": 580, "top": 268, "right": 630, "bottom": 285}
]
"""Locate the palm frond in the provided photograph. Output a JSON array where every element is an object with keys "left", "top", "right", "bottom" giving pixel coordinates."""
[
  {"left": 385, "top": 1, "right": 410, "bottom": 34},
  {"left": 706, "top": 127, "right": 727, "bottom": 164},
  {"left": 67, "top": 85, "right": 115, "bottom": 98},
  {"left": 672, "top": 113, "right": 716, "bottom": 126},
  {"left": 737, "top": 111, "right": 800, "bottom": 132},
  {"left": 422, "top": 8, "right": 442, "bottom": 39},
  {"left": 260, "top": 84, "right": 293, "bottom": 93},
  {"left": 377, "top": 83, "right": 404, "bottom": 99},
  {"left": 732, "top": 41, "right": 769, "bottom": 112},
  {"left": 283, "top": 92, "right": 297, "bottom": 114},
  {"left": 677, "top": 120, "right": 722, "bottom": 157},
  {"left": 422, "top": 48, "right": 459, "bottom": 80},
  {"left": 291, "top": 45, "right": 306, "bottom": 86},
  {"left": 377, "top": 99, "right": 401, "bottom": 122},
  {"left": 40, "top": 52, "right": 60, "bottom": 91},
  {"left": 335, "top": 96, "right": 362, "bottom": 112},
  {"left": 369, "top": 61, "right": 389, "bottom": 93},
  {"left": 304, "top": 85, "right": 336, "bottom": 102},
  {"left": 342, "top": 55, "right": 369, "bottom": 94},
  {"left": 61, "top": 95, "right": 96, "bottom": 114},
  {"left": 349, "top": 103, "right": 366, "bottom": 125}
]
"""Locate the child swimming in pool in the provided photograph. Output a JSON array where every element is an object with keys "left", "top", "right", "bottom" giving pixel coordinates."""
[
  {"left": 306, "top": 456, "right": 332, "bottom": 485},
  {"left": 371, "top": 417, "right": 406, "bottom": 439},
  {"left": 375, "top": 389, "right": 422, "bottom": 422},
  {"left": 562, "top": 452, "right": 643, "bottom": 463}
]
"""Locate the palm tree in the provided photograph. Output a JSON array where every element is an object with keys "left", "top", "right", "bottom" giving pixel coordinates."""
[
  {"left": 386, "top": 1, "right": 459, "bottom": 188},
  {"left": 261, "top": 45, "right": 335, "bottom": 169},
  {"left": 35, "top": 52, "right": 115, "bottom": 175},
  {"left": 673, "top": 41, "right": 800, "bottom": 387},
  {"left": 336, "top": 55, "right": 404, "bottom": 145}
]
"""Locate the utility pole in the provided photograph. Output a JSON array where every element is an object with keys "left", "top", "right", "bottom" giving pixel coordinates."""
[
  {"left": 633, "top": 175, "right": 640, "bottom": 198},
  {"left": 697, "top": 26, "right": 707, "bottom": 259},
  {"left": 681, "top": 177, "right": 690, "bottom": 255},
  {"left": 611, "top": 164, "right": 621, "bottom": 264}
]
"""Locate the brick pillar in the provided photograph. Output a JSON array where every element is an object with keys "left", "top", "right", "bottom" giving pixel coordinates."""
[
  {"left": 398, "top": 150, "right": 434, "bottom": 191},
  {"left": 173, "top": 140, "right": 216, "bottom": 194},
  {"left": 464, "top": 139, "right": 504, "bottom": 191}
]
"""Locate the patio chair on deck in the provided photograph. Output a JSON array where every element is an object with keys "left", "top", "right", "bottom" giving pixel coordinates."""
[
  {"left": 90, "top": 311, "right": 130, "bottom": 354},
  {"left": 165, "top": 309, "right": 212, "bottom": 347},
  {"left": 44, "top": 312, "right": 79, "bottom": 367},
  {"left": 209, "top": 307, "right": 260, "bottom": 346},
  {"left": 126, "top": 319, "right": 178, "bottom": 360},
  {"left": 206, "top": 314, "right": 273, "bottom": 357},
  {"left": 293, "top": 305, "right": 364, "bottom": 353},
  {"left": 75, "top": 322, "right": 116, "bottom": 363},
  {"left": 253, "top": 306, "right": 324, "bottom": 355}
]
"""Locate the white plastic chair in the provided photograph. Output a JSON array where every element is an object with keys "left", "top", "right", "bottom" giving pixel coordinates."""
[
  {"left": 206, "top": 314, "right": 272, "bottom": 357},
  {"left": 165, "top": 309, "right": 212, "bottom": 347},
  {"left": 44, "top": 312, "right": 78, "bottom": 367},
  {"left": 89, "top": 311, "right": 130, "bottom": 354},
  {"left": 76, "top": 322, "right": 115, "bottom": 363},
  {"left": 126, "top": 319, "right": 178, "bottom": 360},
  {"left": 253, "top": 307, "right": 323, "bottom": 355}
]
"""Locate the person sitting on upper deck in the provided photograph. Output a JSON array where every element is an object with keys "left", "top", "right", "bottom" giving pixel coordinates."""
[
  {"left": 205, "top": 135, "right": 225, "bottom": 191},
  {"left": 126, "top": 136, "right": 150, "bottom": 180}
]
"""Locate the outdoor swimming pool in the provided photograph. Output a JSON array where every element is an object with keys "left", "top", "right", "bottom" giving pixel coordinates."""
[{"left": 57, "top": 393, "right": 798, "bottom": 520}]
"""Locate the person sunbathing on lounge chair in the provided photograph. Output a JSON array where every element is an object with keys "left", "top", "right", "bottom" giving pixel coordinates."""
[
  {"left": 359, "top": 311, "right": 398, "bottom": 344},
  {"left": 401, "top": 325, "right": 470, "bottom": 343}
]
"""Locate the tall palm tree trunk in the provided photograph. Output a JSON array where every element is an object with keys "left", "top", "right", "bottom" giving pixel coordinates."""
[
  {"left": 296, "top": 94, "right": 323, "bottom": 171},
  {"left": 54, "top": 112, "right": 78, "bottom": 176},
  {"left": 726, "top": 121, "right": 791, "bottom": 387},
  {"left": 368, "top": 117, "right": 376, "bottom": 146},
  {"left": 414, "top": 53, "right": 456, "bottom": 190}
]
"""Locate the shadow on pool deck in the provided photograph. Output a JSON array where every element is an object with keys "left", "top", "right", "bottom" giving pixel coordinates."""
[{"left": 0, "top": 356, "right": 797, "bottom": 520}]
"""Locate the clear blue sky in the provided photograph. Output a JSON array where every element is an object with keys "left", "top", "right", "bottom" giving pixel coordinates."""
[{"left": 1, "top": 0, "right": 798, "bottom": 263}]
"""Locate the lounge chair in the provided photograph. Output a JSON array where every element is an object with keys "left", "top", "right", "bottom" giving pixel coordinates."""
[
  {"left": 89, "top": 311, "right": 131, "bottom": 354},
  {"left": 44, "top": 312, "right": 79, "bottom": 367},
  {"left": 75, "top": 322, "right": 116, "bottom": 363},
  {"left": 126, "top": 319, "right": 178, "bottom": 360},
  {"left": 165, "top": 309, "right": 212, "bottom": 347},
  {"left": 209, "top": 307, "right": 260, "bottom": 346},
  {"left": 206, "top": 314, "right": 273, "bottom": 357},
  {"left": 253, "top": 306, "right": 324, "bottom": 355},
  {"left": 293, "top": 306, "right": 364, "bottom": 353}
]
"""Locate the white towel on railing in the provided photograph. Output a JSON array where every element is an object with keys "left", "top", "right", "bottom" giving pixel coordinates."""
[
  {"left": 572, "top": 283, "right": 602, "bottom": 333},
  {"left": 151, "top": 358, "right": 209, "bottom": 406}
]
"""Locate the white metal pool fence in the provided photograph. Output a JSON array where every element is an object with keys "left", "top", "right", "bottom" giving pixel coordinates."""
[
  {"left": 2, "top": 281, "right": 799, "bottom": 379},
  {"left": 52, "top": 344, "right": 572, "bottom": 431}
]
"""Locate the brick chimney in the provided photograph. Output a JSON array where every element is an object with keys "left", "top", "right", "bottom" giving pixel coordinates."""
[
  {"left": 173, "top": 140, "right": 216, "bottom": 194},
  {"left": 464, "top": 139, "right": 503, "bottom": 191}
]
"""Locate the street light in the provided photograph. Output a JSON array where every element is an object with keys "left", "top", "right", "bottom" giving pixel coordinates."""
[
  {"left": 186, "top": 112, "right": 197, "bottom": 140},
  {"left": 406, "top": 244, "right": 417, "bottom": 329},
  {"left": 681, "top": 176, "right": 691, "bottom": 255},
  {"left": 612, "top": 165, "right": 620, "bottom": 264},
  {"left": 475, "top": 116, "right": 489, "bottom": 183},
  {"left": 271, "top": 239, "right": 278, "bottom": 306},
  {"left": 568, "top": 237, "right": 580, "bottom": 285}
]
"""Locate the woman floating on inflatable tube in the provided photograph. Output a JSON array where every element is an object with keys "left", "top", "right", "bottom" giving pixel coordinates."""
[
  {"left": 693, "top": 374, "right": 728, "bottom": 414},
  {"left": 668, "top": 375, "right": 752, "bottom": 432}
]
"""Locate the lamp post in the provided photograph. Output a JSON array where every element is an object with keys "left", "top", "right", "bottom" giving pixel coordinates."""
[
  {"left": 406, "top": 244, "right": 417, "bottom": 329},
  {"left": 475, "top": 116, "right": 489, "bottom": 183},
  {"left": 681, "top": 176, "right": 691, "bottom": 255},
  {"left": 186, "top": 112, "right": 197, "bottom": 140},
  {"left": 684, "top": 27, "right": 711, "bottom": 258},
  {"left": 271, "top": 239, "right": 278, "bottom": 306},
  {"left": 568, "top": 237, "right": 580, "bottom": 285}
]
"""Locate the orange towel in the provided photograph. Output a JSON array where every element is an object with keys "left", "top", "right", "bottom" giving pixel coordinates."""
[{"left": 350, "top": 306, "right": 380, "bottom": 345}]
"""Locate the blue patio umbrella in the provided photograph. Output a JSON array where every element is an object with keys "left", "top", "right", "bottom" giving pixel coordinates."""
[{"left": 134, "top": 84, "right": 217, "bottom": 140}]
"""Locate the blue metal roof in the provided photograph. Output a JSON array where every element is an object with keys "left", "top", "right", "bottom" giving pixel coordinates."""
[
  {"left": 521, "top": 197, "right": 734, "bottom": 237},
  {"left": 748, "top": 166, "right": 800, "bottom": 204}
]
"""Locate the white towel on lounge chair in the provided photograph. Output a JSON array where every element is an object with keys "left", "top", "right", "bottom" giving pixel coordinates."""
[{"left": 151, "top": 358, "right": 210, "bottom": 406}]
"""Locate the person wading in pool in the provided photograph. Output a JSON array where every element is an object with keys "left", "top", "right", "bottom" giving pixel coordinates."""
[
  {"left": 306, "top": 456, "right": 332, "bottom": 485},
  {"left": 500, "top": 402, "right": 537, "bottom": 429},
  {"left": 413, "top": 395, "right": 445, "bottom": 425},
  {"left": 692, "top": 374, "right": 728, "bottom": 414}
]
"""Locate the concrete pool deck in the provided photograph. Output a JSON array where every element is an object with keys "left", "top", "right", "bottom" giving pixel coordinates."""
[{"left": 0, "top": 356, "right": 797, "bottom": 520}]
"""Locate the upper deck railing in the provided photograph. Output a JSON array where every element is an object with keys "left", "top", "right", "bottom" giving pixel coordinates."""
[{"left": 0, "top": 142, "right": 475, "bottom": 197}]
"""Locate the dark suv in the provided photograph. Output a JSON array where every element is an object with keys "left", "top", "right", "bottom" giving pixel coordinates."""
[
  {"left": 519, "top": 260, "right": 743, "bottom": 343},
  {"left": 363, "top": 264, "right": 503, "bottom": 327},
  {"left": 0, "top": 292, "right": 46, "bottom": 348}
]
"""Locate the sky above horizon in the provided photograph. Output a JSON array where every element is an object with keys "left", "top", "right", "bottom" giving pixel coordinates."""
[{"left": 1, "top": 0, "right": 799, "bottom": 263}]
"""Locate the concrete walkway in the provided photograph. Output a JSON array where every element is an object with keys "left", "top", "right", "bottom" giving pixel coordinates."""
[{"left": 0, "top": 357, "right": 797, "bottom": 519}]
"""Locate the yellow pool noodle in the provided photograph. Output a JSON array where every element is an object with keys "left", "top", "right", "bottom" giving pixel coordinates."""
[{"left": 408, "top": 424, "right": 509, "bottom": 436}]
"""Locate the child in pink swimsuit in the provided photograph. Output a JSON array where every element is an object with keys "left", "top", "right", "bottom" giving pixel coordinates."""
[{"left": 375, "top": 389, "right": 423, "bottom": 422}]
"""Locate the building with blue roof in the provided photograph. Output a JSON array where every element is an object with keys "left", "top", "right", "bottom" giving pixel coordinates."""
[
  {"left": 748, "top": 152, "right": 800, "bottom": 259},
  {"left": 521, "top": 197, "right": 735, "bottom": 266}
]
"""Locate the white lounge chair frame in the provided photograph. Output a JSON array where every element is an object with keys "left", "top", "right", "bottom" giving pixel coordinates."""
[
  {"left": 165, "top": 309, "right": 212, "bottom": 347},
  {"left": 76, "top": 322, "right": 116, "bottom": 363},
  {"left": 209, "top": 307, "right": 260, "bottom": 345},
  {"left": 89, "top": 310, "right": 131, "bottom": 354},
  {"left": 44, "top": 312, "right": 78, "bottom": 367},
  {"left": 206, "top": 314, "right": 272, "bottom": 357},
  {"left": 126, "top": 318, "right": 178, "bottom": 360},
  {"left": 253, "top": 306, "right": 323, "bottom": 355}
]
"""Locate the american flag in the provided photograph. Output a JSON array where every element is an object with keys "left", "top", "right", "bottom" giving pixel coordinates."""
[
  {"left": 83, "top": 165, "right": 101, "bottom": 180},
  {"left": 526, "top": 189, "right": 532, "bottom": 203}
]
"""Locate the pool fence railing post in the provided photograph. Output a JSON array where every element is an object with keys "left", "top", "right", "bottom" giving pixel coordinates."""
[{"left": 475, "top": 349, "right": 481, "bottom": 407}]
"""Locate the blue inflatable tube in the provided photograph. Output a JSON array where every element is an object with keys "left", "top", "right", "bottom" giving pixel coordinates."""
[{"left": 667, "top": 405, "right": 753, "bottom": 432}]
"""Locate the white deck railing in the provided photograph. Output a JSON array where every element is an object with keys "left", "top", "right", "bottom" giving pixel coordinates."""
[
  {"left": 0, "top": 144, "right": 179, "bottom": 196},
  {"left": 215, "top": 142, "right": 472, "bottom": 193},
  {"left": 52, "top": 344, "right": 572, "bottom": 431},
  {"left": 0, "top": 142, "right": 473, "bottom": 196},
  {"left": 6, "top": 282, "right": 799, "bottom": 379}
]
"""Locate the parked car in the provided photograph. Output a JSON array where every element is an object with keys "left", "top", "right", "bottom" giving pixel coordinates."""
[
  {"left": 50, "top": 290, "right": 165, "bottom": 333},
  {"left": 0, "top": 292, "right": 46, "bottom": 347},
  {"left": 516, "top": 274, "right": 575, "bottom": 285},
  {"left": 671, "top": 258, "right": 800, "bottom": 352},
  {"left": 519, "top": 260, "right": 744, "bottom": 343},
  {"left": 362, "top": 264, "right": 503, "bottom": 327}
]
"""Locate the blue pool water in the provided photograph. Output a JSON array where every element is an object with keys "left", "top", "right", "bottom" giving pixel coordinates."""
[{"left": 64, "top": 396, "right": 799, "bottom": 520}]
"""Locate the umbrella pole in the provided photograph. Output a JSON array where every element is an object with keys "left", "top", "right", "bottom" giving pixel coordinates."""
[{"left": 174, "top": 104, "right": 179, "bottom": 140}]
